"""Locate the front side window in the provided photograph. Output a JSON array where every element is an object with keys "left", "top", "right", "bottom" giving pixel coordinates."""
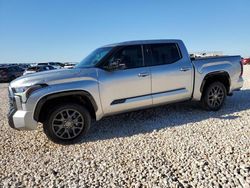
[
  {"left": 77, "top": 47, "right": 113, "bottom": 68},
  {"left": 147, "top": 43, "right": 182, "bottom": 66},
  {"left": 108, "top": 45, "right": 143, "bottom": 69}
]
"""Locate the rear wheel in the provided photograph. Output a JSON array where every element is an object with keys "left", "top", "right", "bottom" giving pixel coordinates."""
[
  {"left": 43, "top": 103, "right": 91, "bottom": 144},
  {"left": 201, "top": 82, "right": 227, "bottom": 111}
]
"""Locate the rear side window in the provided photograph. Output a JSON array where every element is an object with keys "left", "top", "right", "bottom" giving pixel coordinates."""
[{"left": 147, "top": 43, "right": 182, "bottom": 66}]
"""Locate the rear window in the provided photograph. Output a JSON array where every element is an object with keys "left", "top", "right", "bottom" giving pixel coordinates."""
[{"left": 148, "top": 43, "right": 182, "bottom": 66}]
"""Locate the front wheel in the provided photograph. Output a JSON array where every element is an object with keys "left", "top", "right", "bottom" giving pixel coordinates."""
[
  {"left": 43, "top": 103, "right": 91, "bottom": 145},
  {"left": 201, "top": 82, "right": 227, "bottom": 111}
]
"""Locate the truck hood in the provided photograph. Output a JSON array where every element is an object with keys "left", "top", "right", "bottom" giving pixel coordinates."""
[{"left": 10, "top": 68, "right": 98, "bottom": 88}]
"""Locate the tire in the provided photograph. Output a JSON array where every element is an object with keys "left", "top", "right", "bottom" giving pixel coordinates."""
[
  {"left": 201, "top": 81, "right": 227, "bottom": 111},
  {"left": 43, "top": 103, "right": 91, "bottom": 145}
]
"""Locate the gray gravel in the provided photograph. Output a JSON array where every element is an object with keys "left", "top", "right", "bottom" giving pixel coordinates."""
[{"left": 1, "top": 67, "right": 250, "bottom": 188}]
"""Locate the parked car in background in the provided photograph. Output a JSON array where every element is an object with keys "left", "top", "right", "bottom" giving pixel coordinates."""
[
  {"left": 37, "top": 62, "right": 64, "bottom": 69},
  {"left": 18, "top": 63, "right": 31, "bottom": 69},
  {"left": 0, "top": 66, "right": 24, "bottom": 82},
  {"left": 0, "top": 64, "right": 8, "bottom": 67},
  {"left": 241, "top": 57, "right": 250, "bottom": 65},
  {"left": 23, "top": 65, "right": 55, "bottom": 75},
  {"left": 63, "top": 63, "right": 77, "bottom": 69}
]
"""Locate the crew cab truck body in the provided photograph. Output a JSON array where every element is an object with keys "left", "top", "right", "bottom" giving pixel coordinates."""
[{"left": 8, "top": 40, "right": 244, "bottom": 144}]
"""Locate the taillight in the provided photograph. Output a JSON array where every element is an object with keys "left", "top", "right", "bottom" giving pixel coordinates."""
[{"left": 240, "top": 60, "right": 243, "bottom": 77}]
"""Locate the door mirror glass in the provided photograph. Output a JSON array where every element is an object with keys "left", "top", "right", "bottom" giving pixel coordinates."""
[
  {"left": 106, "top": 59, "right": 126, "bottom": 71},
  {"left": 104, "top": 45, "right": 143, "bottom": 71}
]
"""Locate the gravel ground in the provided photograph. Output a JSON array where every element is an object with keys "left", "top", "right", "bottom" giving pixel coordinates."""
[{"left": 0, "top": 67, "right": 250, "bottom": 188}]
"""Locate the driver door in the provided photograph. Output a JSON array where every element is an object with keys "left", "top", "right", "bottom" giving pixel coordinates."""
[{"left": 98, "top": 45, "right": 152, "bottom": 115}]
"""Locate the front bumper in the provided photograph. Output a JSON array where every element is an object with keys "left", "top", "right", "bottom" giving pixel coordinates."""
[
  {"left": 7, "top": 87, "right": 38, "bottom": 130},
  {"left": 7, "top": 95, "right": 17, "bottom": 129}
]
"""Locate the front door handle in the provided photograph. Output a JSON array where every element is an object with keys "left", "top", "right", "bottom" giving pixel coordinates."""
[
  {"left": 180, "top": 67, "right": 191, "bottom": 72},
  {"left": 138, "top": 72, "right": 150, "bottom": 77}
]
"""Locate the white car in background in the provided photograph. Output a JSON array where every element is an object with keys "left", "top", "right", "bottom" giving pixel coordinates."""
[
  {"left": 63, "top": 63, "right": 77, "bottom": 69},
  {"left": 37, "top": 62, "right": 64, "bottom": 69},
  {"left": 23, "top": 65, "right": 55, "bottom": 75}
]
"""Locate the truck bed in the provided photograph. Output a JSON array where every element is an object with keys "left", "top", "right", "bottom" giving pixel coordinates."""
[
  {"left": 191, "top": 55, "right": 241, "bottom": 61},
  {"left": 191, "top": 55, "right": 243, "bottom": 101}
]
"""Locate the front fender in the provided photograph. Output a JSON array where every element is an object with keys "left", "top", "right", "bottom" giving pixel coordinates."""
[
  {"left": 33, "top": 90, "right": 98, "bottom": 121},
  {"left": 24, "top": 80, "right": 104, "bottom": 122}
]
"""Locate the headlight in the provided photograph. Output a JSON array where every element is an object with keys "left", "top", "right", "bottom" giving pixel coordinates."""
[
  {"left": 13, "top": 84, "right": 47, "bottom": 102},
  {"left": 14, "top": 86, "right": 30, "bottom": 93}
]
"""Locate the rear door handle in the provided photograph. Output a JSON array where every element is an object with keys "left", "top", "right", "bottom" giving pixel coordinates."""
[
  {"left": 138, "top": 72, "right": 150, "bottom": 77},
  {"left": 180, "top": 67, "right": 191, "bottom": 72}
]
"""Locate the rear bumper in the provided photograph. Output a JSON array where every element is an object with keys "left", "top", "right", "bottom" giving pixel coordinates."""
[
  {"left": 230, "top": 77, "right": 244, "bottom": 93},
  {"left": 8, "top": 88, "right": 38, "bottom": 130}
]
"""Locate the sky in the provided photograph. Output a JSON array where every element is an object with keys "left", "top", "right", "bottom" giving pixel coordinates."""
[{"left": 0, "top": 0, "right": 250, "bottom": 64}]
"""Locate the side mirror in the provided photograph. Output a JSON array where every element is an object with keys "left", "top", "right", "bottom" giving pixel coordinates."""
[{"left": 105, "top": 59, "right": 126, "bottom": 71}]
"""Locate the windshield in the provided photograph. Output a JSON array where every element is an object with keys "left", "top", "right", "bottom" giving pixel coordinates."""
[{"left": 76, "top": 47, "right": 112, "bottom": 68}]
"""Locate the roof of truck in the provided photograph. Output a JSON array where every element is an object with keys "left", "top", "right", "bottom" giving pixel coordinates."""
[{"left": 103, "top": 39, "right": 182, "bottom": 47}]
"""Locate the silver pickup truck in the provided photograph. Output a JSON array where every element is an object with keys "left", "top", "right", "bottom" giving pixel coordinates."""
[{"left": 8, "top": 40, "right": 243, "bottom": 144}]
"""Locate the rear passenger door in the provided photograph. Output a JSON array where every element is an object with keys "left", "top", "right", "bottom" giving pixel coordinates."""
[{"left": 144, "top": 43, "right": 193, "bottom": 105}]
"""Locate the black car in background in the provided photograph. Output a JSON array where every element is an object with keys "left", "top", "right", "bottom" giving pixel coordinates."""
[{"left": 0, "top": 66, "right": 24, "bottom": 82}]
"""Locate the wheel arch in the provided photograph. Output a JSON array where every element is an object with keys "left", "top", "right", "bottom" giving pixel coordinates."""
[
  {"left": 34, "top": 90, "right": 98, "bottom": 123},
  {"left": 200, "top": 71, "right": 231, "bottom": 94}
]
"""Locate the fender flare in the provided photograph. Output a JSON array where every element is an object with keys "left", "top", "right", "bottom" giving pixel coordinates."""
[
  {"left": 200, "top": 71, "right": 231, "bottom": 93},
  {"left": 33, "top": 90, "right": 98, "bottom": 121}
]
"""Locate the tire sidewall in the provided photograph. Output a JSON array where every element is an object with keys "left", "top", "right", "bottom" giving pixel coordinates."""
[
  {"left": 43, "top": 103, "right": 91, "bottom": 145},
  {"left": 202, "top": 82, "right": 227, "bottom": 111}
]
